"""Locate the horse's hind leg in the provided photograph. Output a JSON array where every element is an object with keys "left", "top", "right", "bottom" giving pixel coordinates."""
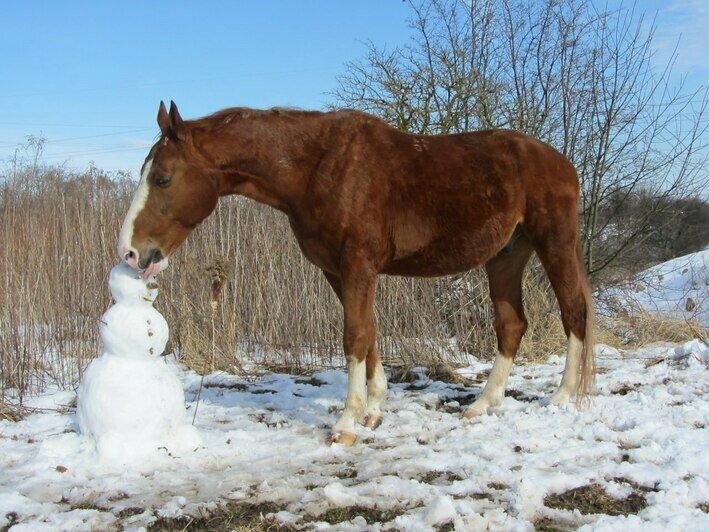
[
  {"left": 530, "top": 236, "right": 595, "bottom": 406},
  {"left": 464, "top": 236, "right": 533, "bottom": 418}
]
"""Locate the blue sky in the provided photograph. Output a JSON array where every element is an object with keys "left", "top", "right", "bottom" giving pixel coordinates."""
[{"left": 1, "top": 1, "right": 706, "bottom": 175}]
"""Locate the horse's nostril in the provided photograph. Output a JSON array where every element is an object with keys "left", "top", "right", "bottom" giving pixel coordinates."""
[
  {"left": 146, "top": 249, "right": 163, "bottom": 266},
  {"left": 124, "top": 248, "right": 140, "bottom": 267}
]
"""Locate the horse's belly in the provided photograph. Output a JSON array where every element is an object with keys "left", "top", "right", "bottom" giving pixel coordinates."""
[
  {"left": 383, "top": 215, "right": 516, "bottom": 277},
  {"left": 383, "top": 241, "right": 492, "bottom": 276}
]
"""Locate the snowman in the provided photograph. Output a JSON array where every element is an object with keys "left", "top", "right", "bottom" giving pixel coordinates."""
[{"left": 77, "top": 262, "right": 200, "bottom": 462}]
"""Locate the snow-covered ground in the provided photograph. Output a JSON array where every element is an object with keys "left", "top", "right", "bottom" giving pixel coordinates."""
[
  {"left": 1, "top": 340, "right": 708, "bottom": 531},
  {"left": 598, "top": 249, "right": 709, "bottom": 326}
]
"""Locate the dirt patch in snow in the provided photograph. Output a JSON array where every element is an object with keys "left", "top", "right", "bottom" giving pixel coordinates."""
[
  {"left": 203, "top": 382, "right": 248, "bottom": 391},
  {"left": 316, "top": 505, "right": 404, "bottom": 526},
  {"left": 419, "top": 470, "right": 466, "bottom": 486},
  {"left": 149, "top": 502, "right": 285, "bottom": 531},
  {"left": 533, "top": 516, "right": 574, "bottom": 531},
  {"left": 544, "top": 483, "right": 647, "bottom": 516},
  {"left": 294, "top": 377, "right": 326, "bottom": 387},
  {"left": 147, "top": 502, "right": 407, "bottom": 530}
]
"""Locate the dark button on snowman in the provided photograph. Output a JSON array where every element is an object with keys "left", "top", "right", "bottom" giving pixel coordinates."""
[{"left": 77, "top": 263, "right": 200, "bottom": 461}]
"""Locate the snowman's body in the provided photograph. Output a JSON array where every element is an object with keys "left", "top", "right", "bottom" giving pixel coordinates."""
[{"left": 77, "top": 263, "right": 199, "bottom": 460}]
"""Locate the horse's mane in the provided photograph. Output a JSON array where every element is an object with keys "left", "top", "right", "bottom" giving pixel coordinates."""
[{"left": 189, "top": 106, "right": 385, "bottom": 133}]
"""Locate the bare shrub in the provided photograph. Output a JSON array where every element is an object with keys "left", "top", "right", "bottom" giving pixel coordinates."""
[{"left": 331, "top": 0, "right": 708, "bottom": 282}]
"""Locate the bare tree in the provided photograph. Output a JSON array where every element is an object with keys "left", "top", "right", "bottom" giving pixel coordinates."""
[{"left": 331, "top": 0, "right": 708, "bottom": 280}]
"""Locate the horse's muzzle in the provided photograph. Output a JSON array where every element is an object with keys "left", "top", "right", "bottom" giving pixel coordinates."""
[
  {"left": 121, "top": 246, "right": 166, "bottom": 279},
  {"left": 139, "top": 248, "right": 164, "bottom": 270}
]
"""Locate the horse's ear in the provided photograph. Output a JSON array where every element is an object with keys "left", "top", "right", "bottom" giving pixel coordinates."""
[
  {"left": 169, "top": 100, "right": 187, "bottom": 141},
  {"left": 157, "top": 101, "right": 170, "bottom": 137}
]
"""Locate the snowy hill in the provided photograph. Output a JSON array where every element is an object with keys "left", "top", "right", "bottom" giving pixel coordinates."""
[
  {"left": 1, "top": 341, "right": 708, "bottom": 530},
  {"left": 599, "top": 249, "right": 709, "bottom": 327}
]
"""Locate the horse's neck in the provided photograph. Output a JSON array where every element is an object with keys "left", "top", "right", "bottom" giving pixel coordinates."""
[{"left": 205, "top": 114, "right": 330, "bottom": 215}]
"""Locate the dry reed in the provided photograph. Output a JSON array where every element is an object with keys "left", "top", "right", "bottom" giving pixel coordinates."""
[{"left": 1, "top": 164, "right": 572, "bottom": 395}]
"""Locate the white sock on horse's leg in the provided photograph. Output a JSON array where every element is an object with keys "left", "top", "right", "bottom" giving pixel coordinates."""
[
  {"left": 550, "top": 333, "right": 582, "bottom": 405},
  {"left": 464, "top": 353, "right": 514, "bottom": 418},
  {"left": 364, "top": 360, "right": 387, "bottom": 428},
  {"left": 331, "top": 357, "right": 367, "bottom": 444}
]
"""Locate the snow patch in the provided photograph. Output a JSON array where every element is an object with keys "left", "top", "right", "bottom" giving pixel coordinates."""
[
  {"left": 423, "top": 495, "right": 457, "bottom": 526},
  {"left": 599, "top": 248, "right": 709, "bottom": 326},
  {"left": 1, "top": 338, "right": 708, "bottom": 529}
]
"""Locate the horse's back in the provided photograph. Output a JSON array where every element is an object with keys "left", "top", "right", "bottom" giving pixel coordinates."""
[{"left": 375, "top": 127, "right": 577, "bottom": 276}]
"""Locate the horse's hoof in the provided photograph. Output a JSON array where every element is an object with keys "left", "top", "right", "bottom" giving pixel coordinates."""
[
  {"left": 327, "top": 431, "right": 357, "bottom": 446},
  {"left": 549, "top": 390, "right": 570, "bottom": 406},
  {"left": 363, "top": 414, "right": 382, "bottom": 430},
  {"left": 463, "top": 406, "right": 486, "bottom": 419}
]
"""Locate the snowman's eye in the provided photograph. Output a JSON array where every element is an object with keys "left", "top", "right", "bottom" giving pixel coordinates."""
[{"left": 154, "top": 175, "right": 171, "bottom": 188}]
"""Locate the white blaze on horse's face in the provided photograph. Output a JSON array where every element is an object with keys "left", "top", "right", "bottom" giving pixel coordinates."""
[
  {"left": 118, "top": 159, "right": 169, "bottom": 278},
  {"left": 118, "top": 159, "right": 151, "bottom": 264}
]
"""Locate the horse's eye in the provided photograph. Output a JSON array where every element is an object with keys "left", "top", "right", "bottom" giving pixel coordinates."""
[{"left": 155, "top": 175, "right": 171, "bottom": 188}]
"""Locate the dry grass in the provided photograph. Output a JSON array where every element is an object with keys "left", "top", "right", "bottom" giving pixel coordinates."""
[
  {"left": 600, "top": 312, "right": 707, "bottom": 349},
  {"left": 533, "top": 517, "right": 574, "bottom": 531},
  {"left": 0, "top": 398, "right": 28, "bottom": 422},
  {"left": 147, "top": 502, "right": 286, "bottom": 531},
  {"left": 1, "top": 166, "right": 129, "bottom": 397},
  {"left": 0, "top": 165, "right": 571, "bottom": 394},
  {"left": 544, "top": 483, "right": 647, "bottom": 516},
  {"left": 316, "top": 506, "right": 403, "bottom": 525},
  {"left": 147, "top": 503, "right": 406, "bottom": 530},
  {"left": 0, "top": 162, "right": 698, "bottom": 395}
]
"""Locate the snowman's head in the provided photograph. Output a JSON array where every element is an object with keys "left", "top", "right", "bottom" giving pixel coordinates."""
[{"left": 109, "top": 262, "right": 159, "bottom": 305}]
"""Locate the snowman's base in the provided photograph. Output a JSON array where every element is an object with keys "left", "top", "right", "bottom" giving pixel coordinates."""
[
  {"left": 78, "top": 354, "right": 201, "bottom": 462},
  {"left": 93, "top": 424, "right": 201, "bottom": 463}
]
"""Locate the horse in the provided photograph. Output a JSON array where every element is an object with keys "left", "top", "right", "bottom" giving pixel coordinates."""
[{"left": 118, "top": 101, "right": 595, "bottom": 446}]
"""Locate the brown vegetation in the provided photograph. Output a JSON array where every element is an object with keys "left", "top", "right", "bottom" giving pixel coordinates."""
[
  {"left": 3, "top": 2, "right": 706, "bottom": 397},
  {"left": 0, "top": 164, "right": 567, "bottom": 395},
  {"left": 543, "top": 482, "right": 648, "bottom": 516}
]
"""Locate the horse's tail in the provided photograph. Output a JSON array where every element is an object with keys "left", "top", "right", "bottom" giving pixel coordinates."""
[{"left": 576, "top": 242, "right": 596, "bottom": 406}]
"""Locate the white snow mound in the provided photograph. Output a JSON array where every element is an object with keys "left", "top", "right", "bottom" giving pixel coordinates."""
[
  {"left": 599, "top": 248, "right": 709, "bottom": 326},
  {"left": 76, "top": 263, "right": 200, "bottom": 463}
]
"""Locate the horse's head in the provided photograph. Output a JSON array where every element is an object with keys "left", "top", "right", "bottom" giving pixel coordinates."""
[{"left": 118, "top": 101, "right": 220, "bottom": 277}]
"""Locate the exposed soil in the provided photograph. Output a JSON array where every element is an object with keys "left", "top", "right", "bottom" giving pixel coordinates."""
[{"left": 544, "top": 483, "right": 647, "bottom": 516}]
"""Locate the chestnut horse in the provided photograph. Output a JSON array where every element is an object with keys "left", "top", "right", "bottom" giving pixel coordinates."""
[{"left": 119, "top": 101, "right": 595, "bottom": 445}]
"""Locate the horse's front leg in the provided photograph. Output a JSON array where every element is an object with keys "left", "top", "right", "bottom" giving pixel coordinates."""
[{"left": 327, "top": 257, "right": 378, "bottom": 446}]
